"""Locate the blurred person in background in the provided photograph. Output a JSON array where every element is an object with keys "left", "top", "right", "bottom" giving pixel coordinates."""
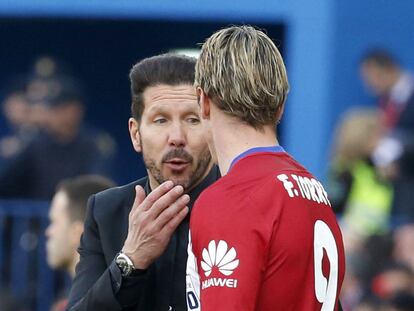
[
  {"left": 0, "top": 77, "right": 52, "bottom": 181},
  {"left": 46, "top": 175, "right": 115, "bottom": 277},
  {"left": 392, "top": 223, "right": 414, "bottom": 272},
  {"left": 0, "top": 56, "right": 72, "bottom": 163},
  {"left": 342, "top": 230, "right": 414, "bottom": 310},
  {"left": 371, "top": 263, "right": 414, "bottom": 301},
  {"left": 381, "top": 292, "right": 414, "bottom": 311},
  {"left": 360, "top": 49, "right": 414, "bottom": 223},
  {"left": 341, "top": 233, "right": 395, "bottom": 310},
  {"left": 0, "top": 66, "right": 116, "bottom": 199},
  {"left": 67, "top": 54, "right": 217, "bottom": 311},
  {"left": 360, "top": 50, "right": 414, "bottom": 133},
  {"left": 46, "top": 174, "right": 115, "bottom": 311},
  {"left": 328, "top": 107, "right": 393, "bottom": 252},
  {"left": 328, "top": 109, "right": 399, "bottom": 310}
]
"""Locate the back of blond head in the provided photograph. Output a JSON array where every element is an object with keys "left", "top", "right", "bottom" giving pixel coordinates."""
[
  {"left": 195, "top": 25, "right": 289, "bottom": 128},
  {"left": 333, "top": 108, "right": 382, "bottom": 164}
]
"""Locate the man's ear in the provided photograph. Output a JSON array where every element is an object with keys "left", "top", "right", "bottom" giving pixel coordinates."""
[
  {"left": 197, "top": 87, "right": 210, "bottom": 120},
  {"left": 128, "top": 117, "right": 141, "bottom": 152}
]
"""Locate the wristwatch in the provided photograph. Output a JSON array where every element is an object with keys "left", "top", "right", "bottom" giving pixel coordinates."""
[{"left": 115, "top": 252, "right": 136, "bottom": 277}]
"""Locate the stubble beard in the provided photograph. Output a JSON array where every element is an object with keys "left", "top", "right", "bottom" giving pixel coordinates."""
[{"left": 142, "top": 146, "right": 212, "bottom": 191}]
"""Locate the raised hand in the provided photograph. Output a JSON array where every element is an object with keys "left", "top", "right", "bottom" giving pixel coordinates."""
[{"left": 122, "top": 181, "right": 190, "bottom": 269}]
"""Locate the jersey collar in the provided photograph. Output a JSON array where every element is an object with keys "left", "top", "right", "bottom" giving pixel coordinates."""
[{"left": 229, "top": 145, "right": 285, "bottom": 172}]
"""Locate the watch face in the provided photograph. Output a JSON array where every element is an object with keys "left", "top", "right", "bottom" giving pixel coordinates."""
[{"left": 116, "top": 255, "right": 132, "bottom": 276}]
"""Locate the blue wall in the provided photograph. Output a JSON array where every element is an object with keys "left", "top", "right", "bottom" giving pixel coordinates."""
[{"left": 1, "top": 0, "right": 414, "bottom": 180}]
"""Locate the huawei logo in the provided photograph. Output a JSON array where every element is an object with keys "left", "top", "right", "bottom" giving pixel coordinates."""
[{"left": 200, "top": 240, "right": 240, "bottom": 277}]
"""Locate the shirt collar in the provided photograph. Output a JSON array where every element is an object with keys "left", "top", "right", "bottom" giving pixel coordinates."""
[
  {"left": 187, "top": 166, "right": 220, "bottom": 210},
  {"left": 229, "top": 145, "right": 285, "bottom": 172}
]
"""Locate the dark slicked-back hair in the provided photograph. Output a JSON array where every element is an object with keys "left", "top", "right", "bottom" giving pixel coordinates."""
[
  {"left": 361, "top": 49, "right": 399, "bottom": 70},
  {"left": 129, "top": 53, "right": 197, "bottom": 120},
  {"left": 57, "top": 175, "right": 115, "bottom": 222}
]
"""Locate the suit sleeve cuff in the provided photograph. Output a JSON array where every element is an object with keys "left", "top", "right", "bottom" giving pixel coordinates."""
[{"left": 109, "top": 259, "right": 149, "bottom": 307}]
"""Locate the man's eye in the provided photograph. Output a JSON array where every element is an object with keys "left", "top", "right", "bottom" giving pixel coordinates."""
[
  {"left": 154, "top": 118, "right": 167, "bottom": 124},
  {"left": 187, "top": 117, "right": 200, "bottom": 125}
]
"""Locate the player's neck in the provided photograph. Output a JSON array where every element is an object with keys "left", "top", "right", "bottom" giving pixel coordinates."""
[{"left": 212, "top": 121, "right": 278, "bottom": 175}]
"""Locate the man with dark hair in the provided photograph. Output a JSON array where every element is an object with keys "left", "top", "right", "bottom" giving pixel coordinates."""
[
  {"left": 46, "top": 175, "right": 115, "bottom": 277},
  {"left": 186, "top": 26, "right": 345, "bottom": 310},
  {"left": 67, "top": 54, "right": 217, "bottom": 311},
  {"left": 46, "top": 174, "right": 115, "bottom": 311},
  {"left": 360, "top": 49, "right": 414, "bottom": 131}
]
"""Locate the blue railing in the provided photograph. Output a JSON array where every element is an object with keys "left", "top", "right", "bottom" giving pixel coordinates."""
[{"left": 0, "top": 200, "right": 64, "bottom": 311}]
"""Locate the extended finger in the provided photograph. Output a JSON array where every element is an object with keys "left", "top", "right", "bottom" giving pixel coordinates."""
[
  {"left": 139, "top": 180, "right": 175, "bottom": 212},
  {"left": 145, "top": 185, "right": 186, "bottom": 219},
  {"left": 152, "top": 194, "right": 190, "bottom": 230},
  {"left": 159, "top": 206, "right": 189, "bottom": 237}
]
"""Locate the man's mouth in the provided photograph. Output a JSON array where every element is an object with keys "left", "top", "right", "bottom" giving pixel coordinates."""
[{"left": 164, "top": 158, "right": 190, "bottom": 171}]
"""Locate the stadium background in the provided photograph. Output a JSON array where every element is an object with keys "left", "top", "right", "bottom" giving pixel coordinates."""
[
  {"left": 0, "top": 0, "right": 412, "bottom": 180},
  {"left": 0, "top": 1, "right": 413, "bottom": 310}
]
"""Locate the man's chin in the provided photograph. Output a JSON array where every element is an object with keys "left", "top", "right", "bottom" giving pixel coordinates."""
[
  {"left": 167, "top": 176, "right": 190, "bottom": 189},
  {"left": 161, "top": 165, "right": 189, "bottom": 179}
]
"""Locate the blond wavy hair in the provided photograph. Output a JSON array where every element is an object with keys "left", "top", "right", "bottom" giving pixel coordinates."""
[
  {"left": 195, "top": 25, "right": 289, "bottom": 128},
  {"left": 333, "top": 107, "right": 382, "bottom": 164}
]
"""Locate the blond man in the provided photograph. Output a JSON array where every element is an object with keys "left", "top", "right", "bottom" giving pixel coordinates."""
[{"left": 186, "top": 26, "right": 345, "bottom": 311}]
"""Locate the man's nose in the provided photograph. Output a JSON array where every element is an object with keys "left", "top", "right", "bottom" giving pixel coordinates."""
[{"left": 168, "top": 123, "right": 186, "bottom": 147}]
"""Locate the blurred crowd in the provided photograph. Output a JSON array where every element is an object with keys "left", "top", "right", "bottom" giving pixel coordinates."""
[
  {"left": 0, "top": 56, "right": 116, "bottom": 200},
  {"left": 0, "top": 56, "right": 118, "bottom": 310},
  {"left": 328, "top": 50, "right": 414, "bottom": 311}
]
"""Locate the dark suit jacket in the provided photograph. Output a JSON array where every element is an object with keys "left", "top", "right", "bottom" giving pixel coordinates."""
[
  {"left": 397, "top": 92, "right": 414, "bottom": 132},
  {"left": 392, "top": 93, "right": 414, "bottom": 220},
  {"left": 67, "top": 167, "right": 219, "bottom": 311}
]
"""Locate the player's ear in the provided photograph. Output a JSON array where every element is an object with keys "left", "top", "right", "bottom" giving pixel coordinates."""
[
  {"left": 129, "top": 117, "right": 142, "bottom": 152},
  {"left": 197, "top": 87, "right": 210, "bottom": 120}
]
